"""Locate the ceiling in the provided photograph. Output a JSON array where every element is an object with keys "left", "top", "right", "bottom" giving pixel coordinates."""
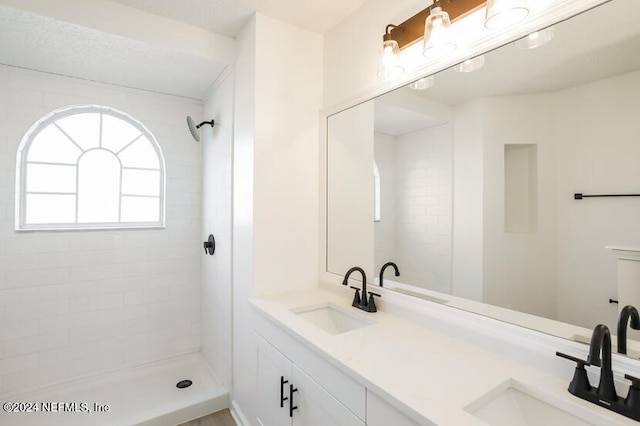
[
  {"left": 0, "top": 0, "right": 366, "bottom": 99},
  {"left": 112, "top": 0, "right": 367, "bottom": 37},
  {"left": 0, "top": 5, "right": 227, "bottom": 99}
]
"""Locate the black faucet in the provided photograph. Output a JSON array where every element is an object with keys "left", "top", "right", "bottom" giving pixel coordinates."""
[
  {"left": 587, "top": 324, "right": 617, "bottom": 401},
  {"left": 557, "top": 323, "right": 640, "bottom": 421},
  {"left": 342, "top": 267, "right": 380, "bottom": 313},
  {"left": 618, "top": 305, "right": 640, "bottom": 355},
  {"left": 379, "top": 262, "right": 400, "bottom": 287}
]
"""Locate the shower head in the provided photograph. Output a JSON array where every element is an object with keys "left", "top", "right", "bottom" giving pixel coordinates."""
[{"left": 186, "top": 116, "right": 215, "bottom": 142}]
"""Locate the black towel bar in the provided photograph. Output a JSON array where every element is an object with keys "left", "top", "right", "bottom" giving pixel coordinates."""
[{"left": 574, "top": 193, "right": 640, "bottom": 200}]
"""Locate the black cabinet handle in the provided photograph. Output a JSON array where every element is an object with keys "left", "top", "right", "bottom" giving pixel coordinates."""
[
  {"left": 289, "top": 384, "right": 298, "bottom": 417},
  {"left": 280, "top": 376, "right": 289, "bottom": 408}
]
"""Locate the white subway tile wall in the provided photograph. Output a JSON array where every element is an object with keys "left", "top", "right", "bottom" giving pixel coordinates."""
[
  {"left": 0, "top": 65, "right": 204, "bottom": 397},
  {"left": 395, "top": 125, "right": 453, "bottom": 293},
  {"left": 373, "top": 125, "right": 453, "bottom": 293}
]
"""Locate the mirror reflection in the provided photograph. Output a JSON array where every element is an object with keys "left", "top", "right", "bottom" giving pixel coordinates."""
[{"left": 327, "top": 0, "right": 640, "bottom": 354}]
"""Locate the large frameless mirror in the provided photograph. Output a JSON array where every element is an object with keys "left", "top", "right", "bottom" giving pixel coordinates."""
[{"left": 327, "top": 0, "right": 640, "bottom": 357}]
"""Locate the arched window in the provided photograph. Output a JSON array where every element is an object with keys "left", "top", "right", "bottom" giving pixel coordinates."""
[{"left": 16, "top": 105, "right": 165, "bottom": 230}]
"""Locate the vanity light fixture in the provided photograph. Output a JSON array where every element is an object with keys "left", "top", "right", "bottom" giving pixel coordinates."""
[
  {"left": 409, "top": 76, "right": 435, "bottom": 90},
  {"left": 377, "top": 25, "right": 405, "bottom": 79},
  {"left": 454, "top": 55, "right": 485, "bottom": 72},
  {"left": 514, "top": 26, "right": 555, "bottom": 49},
  {"left": 379, "top": 0, "right": 528, "bottom": 79}
]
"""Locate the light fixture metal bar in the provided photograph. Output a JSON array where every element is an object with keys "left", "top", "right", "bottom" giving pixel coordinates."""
[{"left": 388, "top": 0, "right": 487, "bottom": 50}]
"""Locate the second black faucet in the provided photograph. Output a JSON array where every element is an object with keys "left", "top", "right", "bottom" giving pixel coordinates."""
[
  {"left": 557, "top": 323, "right": 640, "bottom": 421},
  {"left": 618, "top": 305, "right": 640, "bottom": 355},
  {"left": 379, "top": 262, "right": 400, "bottom": 287}
]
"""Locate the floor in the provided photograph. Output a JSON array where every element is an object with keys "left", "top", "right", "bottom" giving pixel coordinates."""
[{"left": 178, "top": 409, "right": 236, "bottom": 426}]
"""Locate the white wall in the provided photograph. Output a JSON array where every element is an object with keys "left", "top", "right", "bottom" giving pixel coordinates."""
[
  {"left": 451, "top": 72, "right": 640, "bottom": 330},
  {"left": 323, "top": 0, "right": 430, "bottom": 109},
  {"left": 201, "top": 69, "right": 234, "bottom": 389},
  {"left": 451, "top": 100, "right": 484, "bottom": 301},
  {"left": 252, "top": 15, "right": 323, "bottom": 297},
  {"left": 0, "top": 65, "right": 203, "bottom": 397},
  {"left": 555, "top": 70, "right": 640, "bottom": 331},
  {"left": 481, "top": 95, "right": 557, "bottom": 319},
  {"left": 232, "top": 13, "right": 323, "bottom": 423},
  {"left": 231, "top": 16, "right": 256, "bottom": 424}
]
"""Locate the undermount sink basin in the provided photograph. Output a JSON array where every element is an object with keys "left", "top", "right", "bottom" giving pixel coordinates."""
[
  {"left": 465, "top": 380, "right": 597, "bottom": 426},
  {"left": 291, "top": 303, "right": 374, "bottom": 335}
]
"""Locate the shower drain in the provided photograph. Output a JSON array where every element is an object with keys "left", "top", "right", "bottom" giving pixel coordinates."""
[{"left": 176, "top": 379, "right": 193, "bottom": 389}]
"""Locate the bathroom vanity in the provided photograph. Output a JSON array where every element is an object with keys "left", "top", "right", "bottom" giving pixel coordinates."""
[
  {"left": 251, "top": 287, "right": 637, "bottom": 425},
  {"left": 253, "top": 291, "right": 414, "bottom": 426}
]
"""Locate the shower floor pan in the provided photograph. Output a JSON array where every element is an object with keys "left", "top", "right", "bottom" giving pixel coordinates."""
[{"left": 0, "top": 352, "right": 228, "bottom": 426}]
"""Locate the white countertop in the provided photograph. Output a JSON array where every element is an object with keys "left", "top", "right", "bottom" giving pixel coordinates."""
[{"left": 250, "top": 287, "right": 635, "bottom": 425}]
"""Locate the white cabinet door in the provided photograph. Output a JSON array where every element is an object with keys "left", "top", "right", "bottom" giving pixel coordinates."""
[
  {"left": 255, "top": 316, "right": 366, "bottom": 420},
  {"left": 292, "top": 365, "right": 365, "bottom": 426},
  {"left": 366, "top": 391, "right": 422, "bottom": 426},
  {"left": 257, "top": 335, "right": 365, "bottom": 426},
  {"left": 257, "top": 336, "right": 293, "bottom": 426}
]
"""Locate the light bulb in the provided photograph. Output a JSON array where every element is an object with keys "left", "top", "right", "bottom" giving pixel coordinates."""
[
  {"left": 378, "top": 40, "right": 403, "bottom": 77},
  {"left": 514, "top": 27, "right": 555, "bottom": 49},
  {"left": 423, "top": 7, "right": 456, "bottom": 57},
  {"left": 455, "top": 55, "right": 485, "bottom": 73},
  {"left": 377, "top": 39, "right": 405, "bottom": 79},
  {"left": 485, "top": 0, "right": 529, "bottom": 30},
  {"left": 409, "top": 76, "right": 435, "bottom": 90}
]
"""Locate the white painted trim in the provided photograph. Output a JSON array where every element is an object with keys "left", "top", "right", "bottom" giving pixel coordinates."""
[
  {"left": 230, "top": 399, "right": 250, "bottom": 426},
  {"left": 606, "top": 246, "right": 640, "bottom": 262},
  {"left": 318, "top": 110, "right": 329, "bottom": 282},
  {"left": 202, "top": 65, "right": 235, "bottom": 102}
]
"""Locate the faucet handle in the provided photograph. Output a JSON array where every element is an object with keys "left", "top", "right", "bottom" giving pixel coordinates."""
[
  {"left": 556, "top": 351, "right": 588, "bottom": 366},
  {"left": 349, "top": 286, "right": 361, "bottom": 306},
  {"left": 625, "top": 374, "right": 640, "bottom": 409},
  {"left": 366, "top": 291, "right": 381, "bottom": 313},
  {"left": 556, "top": 351, "right": 591, "bottom": 393}
]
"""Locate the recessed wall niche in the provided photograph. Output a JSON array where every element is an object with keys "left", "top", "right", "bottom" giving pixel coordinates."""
[{"left": 504, "top": 144, "right": 538, "bottom": 233}]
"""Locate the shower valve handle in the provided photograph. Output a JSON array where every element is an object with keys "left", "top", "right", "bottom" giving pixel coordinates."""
[{"left": 203, "top": 234, "right": 215, "bottom": 255}]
